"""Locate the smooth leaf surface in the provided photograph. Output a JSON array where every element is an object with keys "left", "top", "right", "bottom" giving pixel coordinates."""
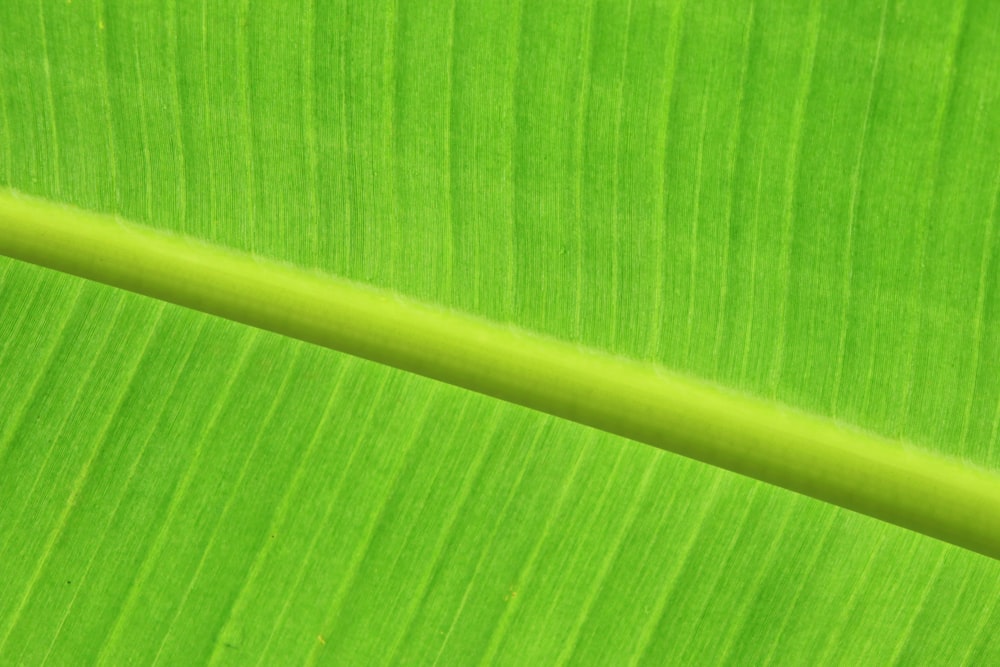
[{"left": 1, "top": 0, "right": 1000, "bottom": 664}]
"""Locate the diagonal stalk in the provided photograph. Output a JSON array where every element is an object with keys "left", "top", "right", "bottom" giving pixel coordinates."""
[{"left": 1, "top": 187, "right": 998, "bottom": 560}]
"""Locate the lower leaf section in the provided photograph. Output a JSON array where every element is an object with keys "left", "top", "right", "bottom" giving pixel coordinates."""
[{"left": 0, "top": 262, "right": 997, "bottom": 664}]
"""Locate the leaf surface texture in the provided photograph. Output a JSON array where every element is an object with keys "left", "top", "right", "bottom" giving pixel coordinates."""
[{"left": 1, "top": 0, "right": 999, "bottom": 663}]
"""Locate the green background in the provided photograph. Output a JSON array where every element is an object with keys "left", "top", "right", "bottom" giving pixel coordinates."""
[{"left": 2, "top": 0, "right": 999, "bottom": 663}]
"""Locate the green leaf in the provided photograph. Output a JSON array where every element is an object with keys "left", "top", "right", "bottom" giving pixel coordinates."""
[
  {"left": 2, "top": 0, "right": 999, "bottom": 664},
  {"left": 5, "top": 190, "right": 1000, "bottom": 561}
]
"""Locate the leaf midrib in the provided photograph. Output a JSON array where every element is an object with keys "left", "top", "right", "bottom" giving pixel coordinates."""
[{"left": 1, "top": 187, "right": 998, "bottom": 561}]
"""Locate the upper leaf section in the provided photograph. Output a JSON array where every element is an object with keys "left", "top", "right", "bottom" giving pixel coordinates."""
[{"left": 1, "top": 0, "right": 999, "bottom": 466}]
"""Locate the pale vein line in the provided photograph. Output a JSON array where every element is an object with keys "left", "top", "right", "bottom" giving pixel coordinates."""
[
  {"left": 39, "top": 309, "right": 198, "bottom": 666},
  {"left": 670, "top": 484, "right": 764, "bottom": 663},
  {"left": 647, "top": 0, "right": 687, "bottom": 361},
  {"left": 769, "top": 0, "right": 822, "bottom": 395},
  {"left": 896, "top": 0, "right": 969, "bottom": 434},
  {"left": 560, "top": 458, "right": 690, "bottom": 665},
  {"left": 338, "top": 0, "right": 352, "bottom": 275},
  {"left": 380, "top": 401, "right": 504, "bottom": 665},
  {"left": 238, "top": 0, "right": 255, "bottom": 250},
  {"left": 505, "top": 0, "right": 524, "bottom": 307},
  {"left": 351, "top": 396, "right": 479, "bottom": 633},
  {"left": 712, "top": 2, "right": 754, "bottom": 371},
  {"left": 830, "top": 0, "right": 889, "bottom": 417},
  {"left": 36, "top": 302, "right": 168, "bottom": 665},
  {"left": 0, "top": 259, "right": 12, "bottom": 290},
  {"left": 133, "top": 34, "right": 154, "bottom": 221},
  {"left": 609, "top": 0, "right": 633, "bottom": 349},
  {"left": 812, "top": 529, "right": 890, "bottom": 665},
  {"left": 94, "top": 0, "right": 120, "bottom": 205},
  {"left": 0, "top": 39, "right": 11, "bottom": 182},
  {"left": 94, "top": 330, "right": 260, "bottom": 664},
  {"left": 573, "top": 0, "right": 597, "bottom": 338},
  {"left": 444, "top": 0, "right": 457, "bottom": 298},
  {"left": 959, "top": 576, "right": 1000, "bottom": 665},
  {"left": 886, "top": 546, "right": 948, "bottom": 666},
  {"left": 0, "top": 265, "right": 43, "bottom": 364},
  {"left": 200, "top": 0, "right": 216, "bottom": 239},
  {"left": 0, "top": 292, "right": 132, "bottom": 654},
  {"left": 0, "top": 279, "right": 85, "bottom": 463},
  {"left": 758, "top": 504, "right": 840, "bottom": 665},
  {"left": 366, "top": 396, "right": 486, "bottom": 648},
  {"left": 166, "top": 0, "right": 187, "bottom": 232},
  {"left": 713, "top": 493, "right": 797, "bottom": 665},
  {"left": 856, "top": 348, "right": 881, "bottom": 437},
  {"left": 38, "top": 0, "right": 61, "bottom": 194},
  {"left": 150, "top": 347, "right": 306, "bottom": 667},
  {"left": 384, "top": 0, "right": 399, "bottom": 285},
  {"left": 958, "top": 160, "right": 1000, "bottom": 452},
  {"left": 477, "top": 429, "right": 596, "bottom": 664},
  {"left": 203, "top": 353, "right": 351, "bottom": 667},
  {"left": 990, "top": 391, "right": 1000, "bottom": 466},
  {"left": 557, "top": 450, "right": 662, "bottom": 665},
  {"left": 542, "top": 452, "right": 685, "bottom": 657},
  {"left": 682, "top": 91, "right": 709, "bottom": 366},
  {"left": 252, "top": 366, "right": 395, "bottom": 665},
  {"left": 429, "top": 418, "right": 552, "bottom": 667},
  {"left": 304, "top": 385, "right": 440, "bottom": 666},
  {"left": 914, "top": 548, "right": 972, "bottom": 658},
  {"left": 738, "top": 161, "right": 765, "bottom": 383},
  {"left": 303, "top": 0, "right": 320, "bottom": 258},
  {"left": 627, "top": 473, "right": 725, "bottom": 665}
]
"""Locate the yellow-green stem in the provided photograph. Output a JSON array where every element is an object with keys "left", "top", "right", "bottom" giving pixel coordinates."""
[{"left": 1, "top": 188, "right": 999, "bottom": 560}]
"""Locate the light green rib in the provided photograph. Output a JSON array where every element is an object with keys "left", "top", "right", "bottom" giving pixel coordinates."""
[{"left": 1, "top": 188, "right": 999, "bottom": 561}]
